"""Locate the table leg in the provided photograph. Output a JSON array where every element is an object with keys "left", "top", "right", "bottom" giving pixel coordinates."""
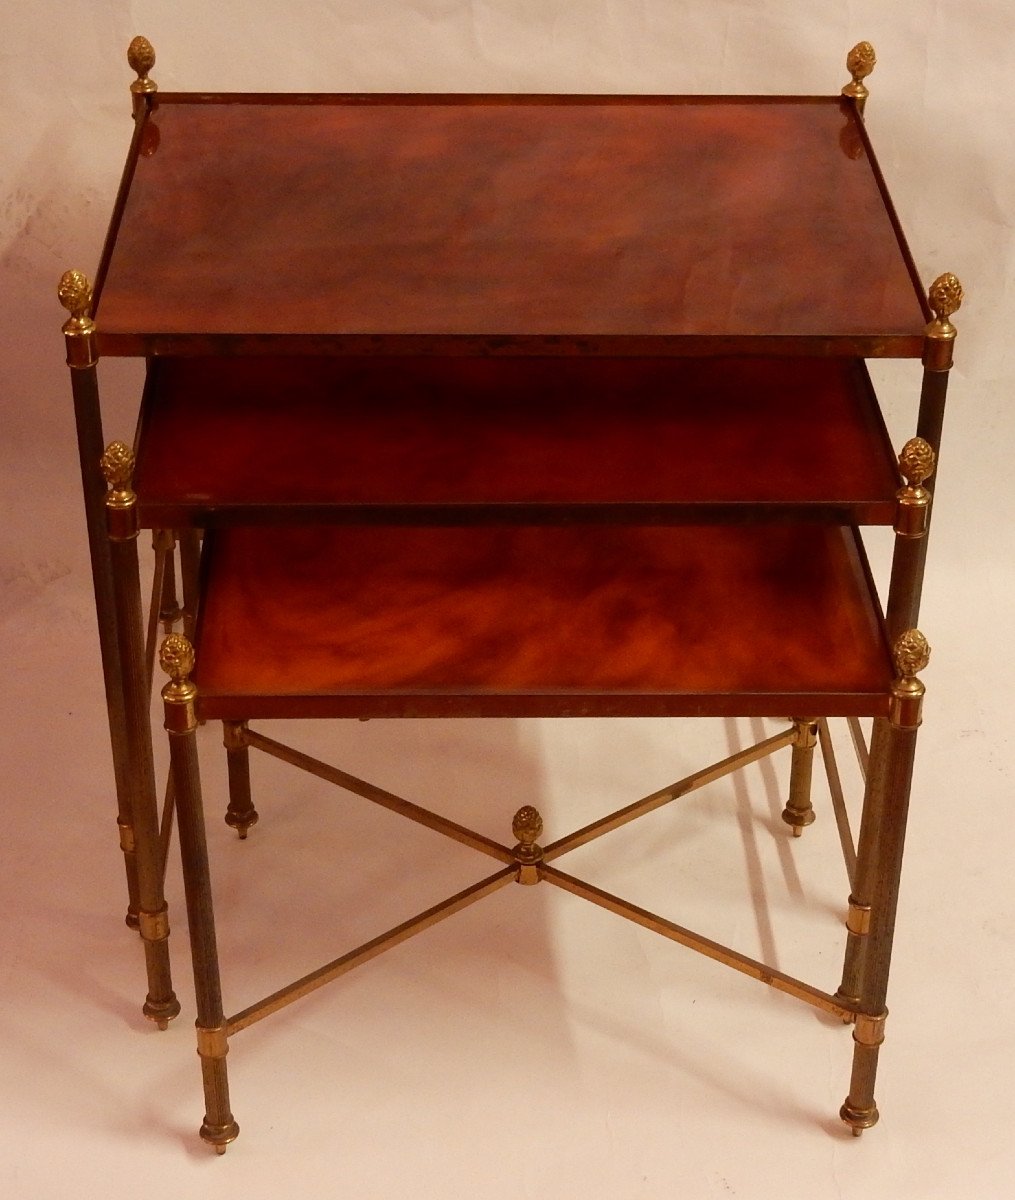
[
  {"left": 839, "top": 631, "right": 928, "bottom": 1134},
  {"left": 223, "top": 721, "right": 259, "bottom": 838},
  {"left": 102, "top": 442, "right": 180, "bottom": 1028},
  {"left": 60, "top": 271, "right": 140, "bottom": 928},
  {"left": 161, "top": 634, "right": 239, "bottom": 1153},
  {"left": 781, "top": 717, "right": 818, "bottom": 836}
]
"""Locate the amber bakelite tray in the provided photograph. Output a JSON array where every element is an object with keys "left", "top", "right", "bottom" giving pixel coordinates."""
[
  {"left": 134, "top": 356, "right": 898, "bottom": 526},
  {"left": 192, "top": 523, "right": 891, "bottom": 721},
  {"left": 94, "top": 93, "right": 927, "bottom": 357}
]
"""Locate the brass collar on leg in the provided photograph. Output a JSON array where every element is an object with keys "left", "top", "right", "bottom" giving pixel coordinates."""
[
  {"left": 846, "top": 898, "right": 872, "bottom": 936},
  {"left": 853, "top": 1011, "right": 888, "bottom": 1049}
]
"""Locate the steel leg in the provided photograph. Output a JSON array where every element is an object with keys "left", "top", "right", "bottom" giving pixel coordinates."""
[
  {"left": 839, "top": 632, "right": 928, "bottom": 1134},
  {"left": 223, "top": 721, "right": 259, "bottom": 838},
  {"left": 781, "top": 718, "right": 818, "bottom": 837},
  {"left": 102, "top": 442, "right": 180, "bottom": 1027},
  {"left": 161, "top": 635, "right": 239, "bottom": 1153}
]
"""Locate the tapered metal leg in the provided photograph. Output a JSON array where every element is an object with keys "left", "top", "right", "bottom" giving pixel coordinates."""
[
  {"left": 837, "top": 897, "right": 870, "bottom": 1017},
  {"left": 840, "top": 433, "right": 934, "bottom": 1012},
  {"left": 103, "top": 443, "right": 180, "bottom": 1027},
  {"left": 161, "top": 635, "right": 239, "bottom": 1153},
  {"left": 781, "top": 718, "right": 818, "bottom": 836},
  {"left": 179, "top": 529, "right": 202, "bottom": 640},
  {"left": 836, "top": 722, "right": 884, "bottom": 1013},
  {"left": 839, "top": 632, "right": 928, "bottom": 1135},
  {"left": 60, "top": 274, "right": 140, "bottom": 929},
  {"left": 886, "top": 437, "right": 936, "bottom": 642},
  {"left": 223, "top": 721, "right": 259, "bottom": 838},
  {"left": 156, "top": 529, "right": 183, "bottom": 631},
  {"left": 840, "top": 280, "right": 959, "bottom": 1129}
]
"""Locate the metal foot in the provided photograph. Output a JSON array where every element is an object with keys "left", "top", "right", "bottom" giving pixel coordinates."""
[
  {"left": 840, "top": 1100, "right": 879, "bottom": 1136},
  {"left": 200, "top": 1118, "right": 239, "bottom": 1154},
  {"left": 224, "top": 810, "right": 259, "bottom": 840},
  {"left": 143, "top": 995, "right": 181, "bottom": 1029}
]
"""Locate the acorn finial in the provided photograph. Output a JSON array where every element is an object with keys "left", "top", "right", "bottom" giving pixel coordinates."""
[
  {"left": 893, "top": 630, "right": 930, "bottom": 679},
  {"left": 128, "top": 36, "right": 157, "bottom": 115},
  {"left": 58, "top": 269, "right": 92, "bottom": 319},
  {"left": 846, "top": 42, "right": 876, "bottom": 84},
  {"left": 929, "top": 273, "right": 963, "bottom": 327},
  {"left": 512, "top": 806, "right": 543, "bottom": 846},
  {"left": 100, "top": 441, "right": 135, "bottom": 490},
  {"left": 128, "top": 36, "right": 156, "bottom": 83},
  {"left": 160, "top": 633, "right": 196, "bottom": 684},
  {"left": 898, "top": 438, "right": 936, "bottom": 488},
  {"left": 842, "top": 42, "right": 876, "bottom": 111}
]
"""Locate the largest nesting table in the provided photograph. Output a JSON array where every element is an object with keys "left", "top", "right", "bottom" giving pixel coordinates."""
[{"left": 59, "top": 39, "right": 962, "bottom": 1149}]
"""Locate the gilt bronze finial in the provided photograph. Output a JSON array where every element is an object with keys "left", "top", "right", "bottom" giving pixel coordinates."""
[
  {"left": 128, "top": 36, "right": 157, "bottom": 116},
  {"left": 58, "top": 269, "right": 92, "bottom": 320},
  {"left": 160, "top": 633, "right": 196, "bottom": 684},
  {"left": 924, "top": 272, "right": 963, "bottom": 371},
  {"left": 100, "top": 441, "right": 135, "bottom": 490},
  {"left": 160, "top": 634, "right": 199, "bottom": 724},
  {"left": 889, "top": 630, "right": 930, "bottom": 728},
  {"left": 128, "top": 36, "right": 156, "bottom": 84},
  {"left": 894, "top": 438, "right": 936, "bottom": 537},
  {"left": 58, "top": 269, "right": 96, "bottom": 366},
  {"left": 893, "top": 629, "right": 930, "bottom": 679},
  {"left": 842, "top": 42, "right": 876, "bottom": 114},
  {"left": 898, "top": 438, "right": 936, "bottom": 488},
  {"left": 512, "top": 806, "right": 543, "bottom": 847},
  {"left": 928, "top": 273, "right": 963, "bottom": 331},
  {"left": 100, "top": 441, "right": 138, "bottom": 540},
  {"left": 511, "top": 806, "right": 544, "bottom": 884}
]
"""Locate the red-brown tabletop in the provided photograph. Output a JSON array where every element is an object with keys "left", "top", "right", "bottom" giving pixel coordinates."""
[
  {"left": 94, "top": 94, "right": 928, "bottom": 357},
  {"left": 193, "top": 523, "right": 892, "bottom": 720},
  {"left": 134, "top": 355, "right": 900, "bottom": 526}
]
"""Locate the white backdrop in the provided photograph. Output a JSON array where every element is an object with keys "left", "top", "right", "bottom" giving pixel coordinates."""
[{"left": 2, "top": 4, "right": 1014, "bottom": 1198}]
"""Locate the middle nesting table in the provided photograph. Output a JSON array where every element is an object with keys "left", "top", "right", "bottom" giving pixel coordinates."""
[
  {"left": 134, "top": 355, "right": 898, "bottom": 525},
  {"left": 134, "top": 353, "right": 899, "bottom": 721}
]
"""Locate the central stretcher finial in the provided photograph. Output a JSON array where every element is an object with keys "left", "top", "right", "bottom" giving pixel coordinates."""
[{"left": 511, "top": 806, "right": 544, "bottom": 885}]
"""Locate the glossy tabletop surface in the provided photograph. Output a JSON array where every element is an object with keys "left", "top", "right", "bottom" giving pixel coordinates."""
[
  {"left": 193, "top": 523, "right": 892, "bottom": 720},
  {"left": 135, "top": 355, "right": 899, "bottom": 525},
  {"left": 95, "top": 94, "right": 927, "bottom": 356}
]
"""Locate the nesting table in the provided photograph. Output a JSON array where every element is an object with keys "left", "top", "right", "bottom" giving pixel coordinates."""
[{"left": 60, "top": 38, "right": 961, "bottom": 1149}]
